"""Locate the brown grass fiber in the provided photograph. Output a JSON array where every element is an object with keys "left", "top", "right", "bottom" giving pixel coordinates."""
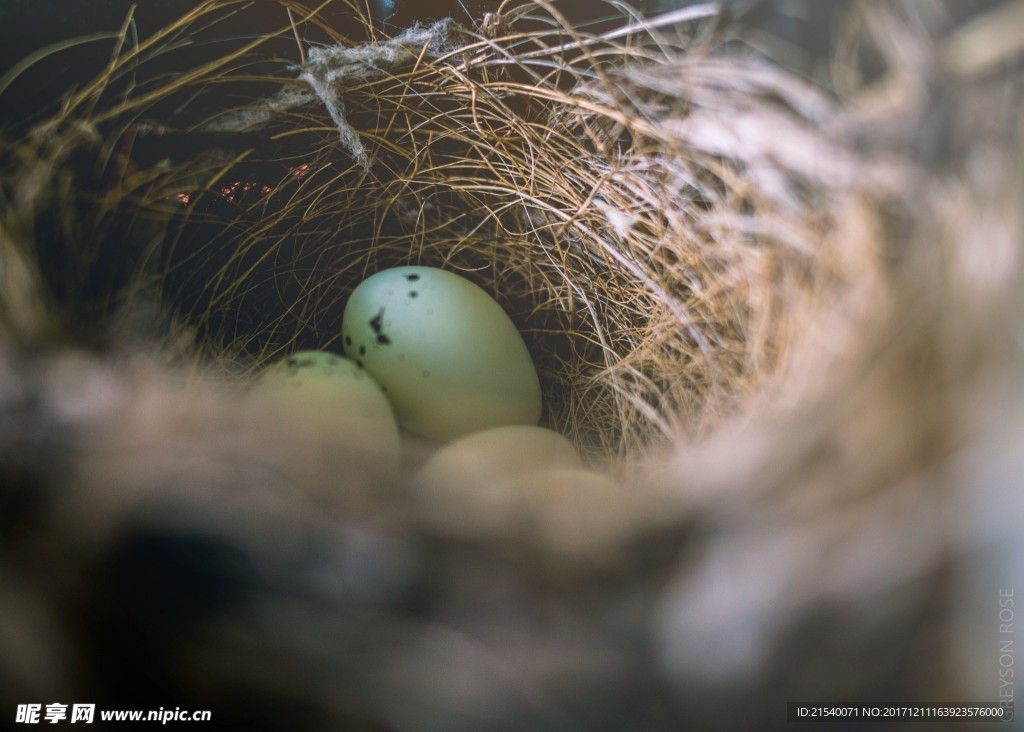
[{"left": 1, "top": 1, "right": 1022, "bottom": 728}]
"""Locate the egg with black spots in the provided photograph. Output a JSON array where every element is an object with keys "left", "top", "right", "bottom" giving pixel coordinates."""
[
  {"left": 250, "top": 350, "right": 400, "bottom": 462},
  {"left": 341, "top": 266, "right": 542, "bottom": 440}
]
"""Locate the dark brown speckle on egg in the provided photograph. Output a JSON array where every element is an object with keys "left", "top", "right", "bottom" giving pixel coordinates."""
[{"left": 369, "top": 309, "right": 385, "bottom": 334}]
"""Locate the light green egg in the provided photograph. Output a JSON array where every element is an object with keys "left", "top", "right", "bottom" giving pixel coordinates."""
[
  {"left": 341, "top": 266, "right": 542, "bottom": 440},
  {"left": 251, "top": 350, "right": 400, "bottom": 461}
]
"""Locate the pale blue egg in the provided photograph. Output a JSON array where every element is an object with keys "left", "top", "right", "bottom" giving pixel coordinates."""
[
  {"left": 342, "top": 266, "right": 542, "bottom": 440},
  {"left": 251, "top": 350, "right": 400, "bottom": 460}
]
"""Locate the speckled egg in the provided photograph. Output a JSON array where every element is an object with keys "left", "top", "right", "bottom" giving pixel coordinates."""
[
  {"left": 342, "top": 266, "right": 542, "bottom": 440},
  {"left": 251, "top": 350, "right": 400, "bottom": 461}
]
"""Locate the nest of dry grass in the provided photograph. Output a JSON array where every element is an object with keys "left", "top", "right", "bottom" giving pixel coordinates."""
[
  {"left": 1, "top": 0, "right": 1023, "bottom": 728},
  {"left": 1, "top": 0, "right": 896, "bottom": 461}
]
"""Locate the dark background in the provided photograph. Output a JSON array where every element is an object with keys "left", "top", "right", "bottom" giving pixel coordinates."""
[{"left": 0, "top": 0, "right": 844, "bottom": 132}]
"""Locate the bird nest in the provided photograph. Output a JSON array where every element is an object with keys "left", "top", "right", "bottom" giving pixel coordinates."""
[
  {"left": 2, "top": 1, "right": 893, "bottom": 461},
  {"left": 1, "top": 0, "right": 1022, "bottom": 728}
]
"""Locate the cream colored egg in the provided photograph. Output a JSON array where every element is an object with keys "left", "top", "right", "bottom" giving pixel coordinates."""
[
  {"left": 341, "top": 266, "right": 542, "bottom": 440},
  {"left": 502, "top": 468, "right": 632, "bottom": 557},
  {"left": 416, "top": 425, "right": 581, "bottom": 495},
  {"left": 250, "top": 350, "right": 400, "bottom": 462},
  {"left": 414, "top": 460, "right": 632, "bottom": 555}
]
